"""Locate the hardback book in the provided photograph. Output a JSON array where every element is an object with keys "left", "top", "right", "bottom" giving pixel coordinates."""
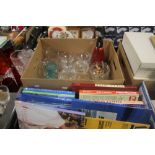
[
  {"left": 79, "top": 90, "right": 140, "bottom": 101},
  {"left": 22, "top": 87, "right": 75, "bottom": 98},
  {"left": 69, "top": 83, "right": 138, "bottom": 92}
]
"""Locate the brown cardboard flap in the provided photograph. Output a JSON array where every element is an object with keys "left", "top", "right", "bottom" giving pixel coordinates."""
[
  {"left": 21, "top": 78, "right": 124, "bottom": 90},
  {"left": 41, "top": 38, "right": 96, "bottom": 54},
  {"left": 117, "top": 41, "right": 134, "bottom": 84},
  {"left": 105, "top": 40, "right": 124, "bottom": 80}
]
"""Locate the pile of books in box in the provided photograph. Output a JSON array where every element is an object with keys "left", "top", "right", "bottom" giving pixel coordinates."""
[{"left": 15, "top": 82, "right": 153, "bottom": 129}]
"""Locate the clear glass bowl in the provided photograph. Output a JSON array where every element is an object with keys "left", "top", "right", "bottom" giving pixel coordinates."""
[
  {"left": 38, "top": 60, "right": 58, "bottom": 79},
  {"left": 89, "top": 62, "right": 110, "bottom": 80}
]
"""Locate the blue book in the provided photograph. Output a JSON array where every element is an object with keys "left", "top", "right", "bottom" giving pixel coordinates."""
[{"left": 22, "top": 87, "right": 75, "bottom": 98}]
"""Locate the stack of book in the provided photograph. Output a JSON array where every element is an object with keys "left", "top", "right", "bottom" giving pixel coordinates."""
[
  {"left": 15, "top": 83, "right": 152, "bottom": 129},
  {"left": 70, "top": 83, "right": 151, "bottom": 128},
  {"left": 70, "top": 83, "right": 143, "bottom": 107}
]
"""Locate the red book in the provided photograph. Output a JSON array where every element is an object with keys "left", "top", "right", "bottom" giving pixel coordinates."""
[
  {"left": 69, "top": 83, "right": 138, "bottom": 93},
  {"left": 79, "top": 90, "right": 139, "bottom": 95}
]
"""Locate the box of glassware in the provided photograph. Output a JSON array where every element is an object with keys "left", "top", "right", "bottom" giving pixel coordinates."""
[
  {"left": 21, "top": 39, "right": 124, "bottom": 89},
  {"left": 117, "top": 41, "right": 155, "bottom": 100}
]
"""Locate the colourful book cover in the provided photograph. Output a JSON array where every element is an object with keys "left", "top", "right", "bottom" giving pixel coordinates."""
[
  {"left": 15, "top": 100, "right": 85, "bottom": 129},
  {"left": 84, "top": 117, "right": 150, "bottom": 129}
]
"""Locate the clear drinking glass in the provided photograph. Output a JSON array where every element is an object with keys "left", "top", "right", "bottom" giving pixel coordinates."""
[
  {"left": 10, "top": 50, "right": 25, "bottom": 76},
  {"left": 0, "top": 85, "right": 10, "bottom": 106},
  {"left": 18, "top": 49, "right": 33, "bottom": 66},
  {"left": 10, "top": 49, "right": 33, "bottom": 76}
]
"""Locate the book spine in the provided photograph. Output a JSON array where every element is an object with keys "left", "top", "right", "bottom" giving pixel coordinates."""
[
  {"left": 79, "top": 93, "right": 139, "bottom": 101},
  {"left": 22, "top": 88, "right": 75, "bottom": 98},
  {"left": 84, "top": 117, "right": 150, "bottom": 129},
  {"left": 23, "top": 87, "right": 75, "bottom": 95},
  {"left": 22, "top": 90, "right": 75, "bottom": 98},
  {"left": 92, "top": 100, "right": 144, "bottom": 105},
  {"left": 95, "top": 84, "right": 125, "bottom": 88},
  {"left": 80, "top": 90, "right": 139, "bottom": 95},
  {"left": 71, "top": 83, "right": 138, "bottom": 89},
  {"left": 72, "top": 83, "right": 125, "bottom": 88}
]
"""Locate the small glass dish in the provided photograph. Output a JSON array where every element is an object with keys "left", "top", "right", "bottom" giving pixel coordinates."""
[
  {"left": 89, "top": 62, "right": 110, "bottom": 80},
  {"left": 38, "top": 60, "right": 58, "bottom": 79}
]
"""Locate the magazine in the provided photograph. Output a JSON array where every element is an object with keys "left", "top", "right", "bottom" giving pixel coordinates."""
[{"left": 15, "top": 100, "right": 85, "bottom": 129}]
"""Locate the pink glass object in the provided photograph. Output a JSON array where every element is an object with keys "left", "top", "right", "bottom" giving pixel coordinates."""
[
  {"left": 10, "top": 50, "right": 25, "bottom": 76},
  {"left": 18, "top": 49, "right": 33, "bottom": 66},
  {"left": 10, "top": 49, "right": 33, "bottom": 76}
]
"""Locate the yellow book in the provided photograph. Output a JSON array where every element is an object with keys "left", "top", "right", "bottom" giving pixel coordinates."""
[{"left": 84, "top": 117, "right": 150, "bottom": 129}]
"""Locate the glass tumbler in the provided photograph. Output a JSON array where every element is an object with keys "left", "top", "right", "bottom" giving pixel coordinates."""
[
  {"left": 10, "top": 50, "right": 25, "bottom": 76},
  {"left": 0, "top": 85, "right": 10, "bottom": 106}
]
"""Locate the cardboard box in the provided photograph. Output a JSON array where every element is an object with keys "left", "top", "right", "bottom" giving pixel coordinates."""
[
  {"left": 122, "top": 32, "right": 155, "bottom": 79},
  {"left": 117, "top": 41, "right": 155, "bottom": 99},
  {"left": 21, "top": 39, "right": 124, "bottom": 89}
]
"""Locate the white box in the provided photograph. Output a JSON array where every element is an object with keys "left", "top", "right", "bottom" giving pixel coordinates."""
[{"left": 122, "top": 32, "right": 155, "bottom": 80}]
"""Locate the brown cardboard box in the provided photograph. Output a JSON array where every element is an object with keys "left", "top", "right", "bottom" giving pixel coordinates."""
[
  {"left": 117, "top": 41, "right": 155, "bottom": 99},
  {"left": 21, "top": 39, "right": 124, "bottom": 89}
]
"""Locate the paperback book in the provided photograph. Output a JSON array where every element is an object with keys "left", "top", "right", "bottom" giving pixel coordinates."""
[
  {"left": 15, "top": 100, "right": 85, "bottom": 129},
  {"left": 84, "top": 117, "right": 150, "bottom": 129}
]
